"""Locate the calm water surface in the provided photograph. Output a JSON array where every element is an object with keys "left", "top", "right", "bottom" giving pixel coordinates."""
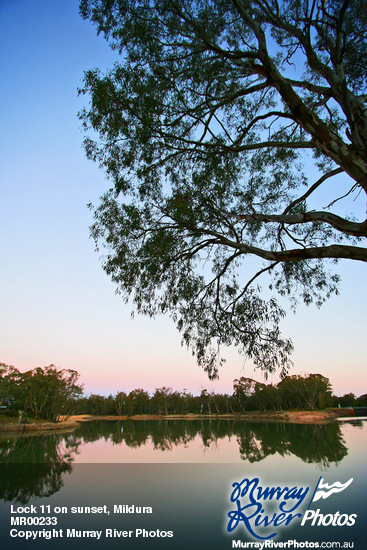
[
  {"left": 0, "top": 419, "right": 366, "bottom": 549},
  {"left": 0, "top": 417, "right": 364, "bottom": 464}
]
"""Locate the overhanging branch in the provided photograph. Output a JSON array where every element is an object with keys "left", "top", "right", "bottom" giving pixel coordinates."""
[{"left": 233, "top": 211, "right": 367, "bottom": 237}]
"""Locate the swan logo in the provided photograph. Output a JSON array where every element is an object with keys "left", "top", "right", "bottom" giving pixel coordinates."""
[{"left": 311, "top": 477, "right": 353, "bottom": 502}]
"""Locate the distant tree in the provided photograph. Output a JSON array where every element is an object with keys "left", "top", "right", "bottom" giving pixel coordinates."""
[
  {"left": 356, "top": 393, "right": 367, "bottom": 406},
  {"left": 0, "top": 364, "right": 83, "bottom": 421},
  {"left": 233, "top": 377, "right": 258, "bottom": 411},
  {"left": 178, "top": 390, "right": 194, "bottom": 414},
  {"left": 85, "top": 393, "right": 107, "bottom": 415},
  {"left": 0, "top": 363, "right": 22, "bottom": 408},
  {"left": 104, "top": 394, "right": 116, "bottom": 414},
  {"left": 114, "top": 391, "right": 127, "bottom": 416},
  {"left": 278, "top": 373, "right": 332, "bottom": 410},
  {"left": 23, "top": 366, "right": 83, "bottom": 421},
  {"left": 215, "top": 393, "right": 233, "bottom": 414},
  {"left": 337, "top": 392, "right": 357, "bottom": 407},
  {"left": 80, "top": 0, "right": 367, "bottom": 379},
  {"left": 199, "top": 389, "right": 211, "bottom": 414},
  {"left": 169, "top": 390, "right": 184, "bottom": 414},
  {"left": 210, "top": 391, "right": 220, "bottom": 414},
  {"left": 253, "top": 383, "right": 282, "bottom": 411},
  {"left": 72, "top": 396, "right": 90, "bottom": 414},
  {"left": 126, "top": 389, "right": 150, "bottom": 415},
  {"left": 277, "top": 375, "right": 307, "bottom": 409},
  {"left": 300, "top": 373, "right": 332, "bottom": 410},
  {"left": 151, "top": 387, "right": 173, "bottom": 414}
]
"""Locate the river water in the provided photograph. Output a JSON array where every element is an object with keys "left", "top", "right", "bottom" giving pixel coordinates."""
[{"left": 0, "top": 418, "right": 366, "bottom": 548}]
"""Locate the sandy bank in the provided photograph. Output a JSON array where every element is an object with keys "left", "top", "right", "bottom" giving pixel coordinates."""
[
  {"left": 0, "top": 420, "right": 79, "bottom": 432},
  {"left": 0, "top": 409, "right": 353, "bottom": 431},
  {"left": 65, "top": 409, "right": 349, "bottom": 424}
]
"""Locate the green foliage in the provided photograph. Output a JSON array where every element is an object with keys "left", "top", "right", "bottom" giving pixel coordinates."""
[
  {"left": 232, "top": 373, "right": 332, "bottom": 411},
  {"left": 356, "top": 393, "right": 367, "bottom": 406},
  {"left": 1, "top": 363, "right": 358, "bottom": 421},
  {"left": 66, "top": 372, "right": 359, "bottom": 415},
  {"left": 80, "top": 0, "right": 367, "bottom": 377},
  {"left": 278, "top": 373, "right": 332, "bottom": 410},
  {"left": 0, "top": 363, "right": 83, "bottom": 422},
  {"left": 334, "top": 392, "right": 357, "bottom": 408},
  {"left": 126, "top": 388, "right": 150, "bottom": 415},
  {"left": 114, "top": 391, "right": 127, "bottom": 415},
  {"left": 151, "top": 387, "right": 173, "bottom": 415}
]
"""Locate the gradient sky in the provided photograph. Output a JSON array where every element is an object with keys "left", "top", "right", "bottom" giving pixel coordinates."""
[{"left": 0, "top": 0, "right": 365, "bottom": 397}]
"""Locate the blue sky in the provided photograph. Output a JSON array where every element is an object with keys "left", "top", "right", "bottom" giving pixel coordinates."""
[{"left": 0, "top": 0, "right": 365, "bottom": 397}]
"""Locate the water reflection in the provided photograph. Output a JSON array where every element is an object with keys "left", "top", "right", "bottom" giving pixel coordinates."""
[
  {"left": 1, "top": 420, "right": 348, "bottom": 466},
  {"left": 0, "top": 431, "right": 81, "bottom": 503},
  {"left": 0, "top": 421, "right": 364, "bottom": 550},
  {"left": 236, "top": 422, "right": 347, "bottom": 467},
  {"left": 73, "top": 420, "right": 347, "bottom": 465},
  {"left": 0, "top": 421, "right": 350, "bottom": 502}
]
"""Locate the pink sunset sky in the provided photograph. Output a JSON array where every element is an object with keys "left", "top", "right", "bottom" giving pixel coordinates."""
[{"left": 0, "top": 0, "right": 365, "bottom": 398}]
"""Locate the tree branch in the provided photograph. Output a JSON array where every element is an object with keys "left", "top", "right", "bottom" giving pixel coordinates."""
[{"left": 233, "top": 211, "right": 367, "bottom": 237}]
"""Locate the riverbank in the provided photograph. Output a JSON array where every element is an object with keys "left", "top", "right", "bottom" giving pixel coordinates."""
[
  {"left": 65, "top": 409, "right": 352, "bottom": 424},
  {"left": 0, "top": 409, "right": 354, "bottom": 432},
  {"left": 0, "top": 418, "right": 79, "bottom": 432}
]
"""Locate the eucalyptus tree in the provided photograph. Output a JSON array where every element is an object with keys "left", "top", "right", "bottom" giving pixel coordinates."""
[
  {"left": 115, "top": 390, "right": 128, "bottom": 415},
  {"left": 0, "top": 364, "right": 83, "bottom": 421},
  {"left": 126, "top": 388, "right": 150, "bottom": 414},
  {"left": 300, "top": 373, "right": 332, "bottom": 409},
  {"left": 79, "top": 0, "right": 367, "bottom": 378},
  {"left": 151, "top": 386, "right": 173, "bottom": 414}
]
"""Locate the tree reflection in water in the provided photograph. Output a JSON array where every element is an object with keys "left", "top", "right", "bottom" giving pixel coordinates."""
[
  {"left": 0, "top": 420, "right": 348, "bottom": 503},
  {"left": 73, "top": 419, "right": 348, "bottom": 467},
  {"left": 235, "top": 422, "right": 348, "bottom": 467},
  {"left": 0, "top": 431, "right": 81, "bottom": 503}
]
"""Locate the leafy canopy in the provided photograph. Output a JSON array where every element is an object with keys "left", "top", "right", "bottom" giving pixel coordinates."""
[
  {"left": 0, "top": 364, "right": 83, "bottom": 421},
  {"left": 79, "top": 0, "right": 367, "bottom": 378}
]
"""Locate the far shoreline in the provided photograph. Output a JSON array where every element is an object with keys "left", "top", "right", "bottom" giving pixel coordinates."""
[{"left": 0, "top": 409, "right": 355, "bottom": 432}]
